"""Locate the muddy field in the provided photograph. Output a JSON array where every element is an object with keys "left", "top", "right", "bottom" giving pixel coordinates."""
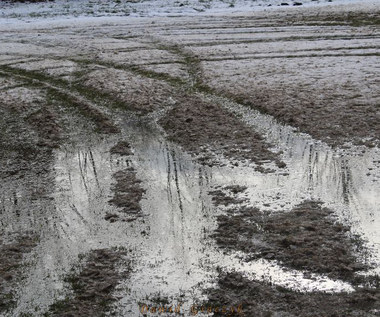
[{"left": 0, "top": 1, "right": 380, "bottom": 316}]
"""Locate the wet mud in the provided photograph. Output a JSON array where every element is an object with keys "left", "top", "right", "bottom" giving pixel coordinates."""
[
  {"left": 47, "top": 248, "right": 129, "bottom": 317},
  {"left": 224, "top": 89, "right": 380, "bottom": 148},
  {"left": 0, "top": 235, "right": 37, "bottom": 315},
  {"left": 27, "top": 107, "right": 61, "bottom": 149},
  {"left": 108, "top": 168, "right": 146, "bottom": 222},
  {"left": 213, "top": 199, "right": 369, "bottom": 281},
  {"left": 210, "top": 185, "right": 373, "bottom": 280},
  {"left": 206, "top": 271, "right": 380, "bottom": 317},
  {"left": 208, "top": 187, "right": 380, "bottom": 316},
  {"left": 159, "top": 95, "right": 285, "bottom": 171},
  {"left": 110, "top": 141, "right": 133, "bottom": 156},
  {"left": 0, "top": 3, "right": 379, "bottom": 316}
]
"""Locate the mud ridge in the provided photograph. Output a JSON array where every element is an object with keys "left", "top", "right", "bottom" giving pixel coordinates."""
[
  {"left": 206, "top": 271, "right": 380, "bottom": 317},
  {"left": 110, "top": 141, "right": 133, "bottom": 156},
  {"left": 47, "top": 248, "right": 129, "bottom": 317},
  {"left": 210, "top": 188, "right": 371, "bottom": 282},
  {"left": 159, "top": 95, "right": 285, "bottom": 171},
  {"left": 0, "top": 235, "right": 37, "bottom": 315},
  {"left": 107, "top": 167, "right": 145, "bottom": 222}
]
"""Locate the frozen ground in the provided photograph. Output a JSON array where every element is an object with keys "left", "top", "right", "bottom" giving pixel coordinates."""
[{"left": 0, "top": 0, "right": 379, "bottom": 316}]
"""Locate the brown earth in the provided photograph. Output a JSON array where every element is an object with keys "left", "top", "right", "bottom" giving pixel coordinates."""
[
  {"left": 159, "top": 95, "right": 286, "bottom": 171},
  {"left": 206, "top": 271, "right": 380, "bottom": 317},
  {"left": 110, "top": 141, "right": 133, "bottom": 156},
  {"left": 107, "top": 168, "right": 146, "bottom": 222},
  {"left": 0, "top": 235, "right": 37, "bottom": 314},
  {"left": 210, "top": 187, "right": 369, "bottom": 282},
  {"left": 47, "top": 248, "right": 129, "bottom": 317},
  {"left": 207, "top": 189, "right": 380, "bottom": 317},
  {"left": 224, "top": 89, "right": 380, "bottom": 148}
]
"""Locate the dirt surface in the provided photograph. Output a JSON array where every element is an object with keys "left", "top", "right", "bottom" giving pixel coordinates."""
[
  {"left": 206, "top": 271, "right": 380, "bottom": 317},
  {"left": 0, "top": 235, "right": 37, "bottom": 315},
  {"left": 107, "top": 168, "right": 146, "bottom": 222},
  {"left": 110, "top": 141, "right": 133, "bottom": 156},
  {"left": 210, "top": 186, "right": 369, "bottom": 282},
  {"left": 27, "top": 107, "right": 61, "bottom": 148},
  {"left": 197, "top": 9, "right": 380, "bottom": 148},
  {"left": 0, "top": 2, "right": 379, "bottom": 316},
  {"left": 159, "top": 95, "right": 285, "bottom": 171},
  {"left": 47, "top": 248, "right": 129, "bottom": 317}
]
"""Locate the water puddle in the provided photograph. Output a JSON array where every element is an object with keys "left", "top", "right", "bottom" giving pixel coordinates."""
[{"left": 1, "top": 101, "right": 379, "bottom": 316}]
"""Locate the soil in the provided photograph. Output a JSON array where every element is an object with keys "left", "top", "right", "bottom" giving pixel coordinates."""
[
  {"left": 110, "top": 141, "right": 133, "bottom": 156},
  {"left": 0, "top": 235, "right": 37, "bottom": 314},
  {"left": 224, "top": 89, "right": 380, "bottom": 148},
  {"left": 207, "top": 188, "right": 380, "bottom": 316},
  {"left": 27, "top": 107, "right": 62, "bottom": 148},
  {"left": 47, "top": 248, "right": 129, "bottom": 317},
  {"left": 210, "top": 186, "right": 369, "bottom": 282},
  {"left": 206, "top": 271, "right": 380, "bottom": 317},
  {"left": 107, "top": 168, "right": 146, "bottom": 222},
  {"left": 196, "top": 8, "right": 380, "bottom": 148},
  {"left": 159, "top": 95, "right": 286, "bottom": 171},
  {"left": 0, "top": 3, "right": 379, "bottom": 316}
]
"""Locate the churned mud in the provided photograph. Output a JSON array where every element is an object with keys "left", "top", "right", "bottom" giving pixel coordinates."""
[
  {"left": 0, "top": 1, "right": 379, "bottom": 316},
  {"left": 206, "top": 271, "right": 380, "bottom": 317},
  {"left": 159, "top": 95, "right": 285, "bottom": 171},
  {"left": 107, "top": 140, "right": 145, "bottom": 223},
  {"left": 110, "top": 141, "right": 133, "bottom": 156},
  {"left": 47, "top": 248, "right": 130, "bottom": 317},
  {"left": 197, "top": 9, "right": 380, "bottom": 148},
  {"left": 108, "top": 169, "right": 146, "bottom": 222},
  {"left": 210, "top": 187, "right": 370, "bottom": 282},
  {"left": 207, "top": 188, "right": 380, "bottom": 316},
  {"left": 0, "top": 235, "right": 37, "bottom": 315}
]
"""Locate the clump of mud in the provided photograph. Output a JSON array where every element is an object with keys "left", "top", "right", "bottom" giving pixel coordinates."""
[
  {"left": 48, "top": 248, "right": 129, "bottom": 317},
  {"left": 107, "top": 168, "right": 145, "bottom": 222},
  {"left": 0, "top": 235, "right": 37, "bottom": 314},
  {"left": 209, "top": 185, "right": 248, "bottom": 206},
  {"left": 207, "top": 271, "right": 380, "bottom": 317},
  {"left": 159, "top": 95, "right": 285, "bottom": 171},
  {"left": 110, "top": 141, "right": 133, "bottom": 156}
]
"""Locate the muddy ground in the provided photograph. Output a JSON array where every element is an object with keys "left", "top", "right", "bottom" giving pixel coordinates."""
[
  {"left": 159, "top": 94, "right": 286, "bottom": 171},
  {"left": 0, "top": 2, "right": 379, "bottom": 317}
]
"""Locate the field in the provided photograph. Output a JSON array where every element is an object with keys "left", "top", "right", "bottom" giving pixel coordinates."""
[{"left": 0, "top": 0, "right": 379, "bottom": 316}]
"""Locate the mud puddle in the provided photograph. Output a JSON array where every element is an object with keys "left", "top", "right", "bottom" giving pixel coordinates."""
[
  {"left": 203, "top": 93, "right": 380, "bottom": 267},
  {"left": 1, "top": 102, "right": 379, "bottom": 316}
]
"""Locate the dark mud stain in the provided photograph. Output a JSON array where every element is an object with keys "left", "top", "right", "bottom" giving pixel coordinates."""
[
  {"left": 0, "top": 99, "right": 54, "bottom": 178},
  {"left": 0, "top": 235, "right": 37, "bottom": 314},
  {"left": 107, "top": 168, "right": 146, "bottom": 222},
  {"left": 222, "top": 85, "right": 379, "bottom": 149},
  {"left": 213, "top": 199, "right": 370, "bottom": 281},
  {"left": 47, "top": 89, "right": 119, "bottom": 135},
  {"left": 206, "top": 271, "right": 380, "bottom": 317},
  {"left": 209, "top": 185, "right": 248, "bottom": 206},
  {"left": 159, "top": 95, "right": 285, "bottom": 171},
  {"left": 210, "top": 187, "right": 371, "bottom": 282},
  {"left": 47, "top": 248, "right": 129, "bottom": 317},
  {"left": 110, "top": 141, "right": 133, "bottom": 156},
  {"left": 27, "top": 107, "right": 62, "bottom": 148}
]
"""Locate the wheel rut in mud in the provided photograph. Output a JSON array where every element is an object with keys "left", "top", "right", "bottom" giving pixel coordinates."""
[{"left": 0, "top": 7, "right": 379, "bottom": 316}]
